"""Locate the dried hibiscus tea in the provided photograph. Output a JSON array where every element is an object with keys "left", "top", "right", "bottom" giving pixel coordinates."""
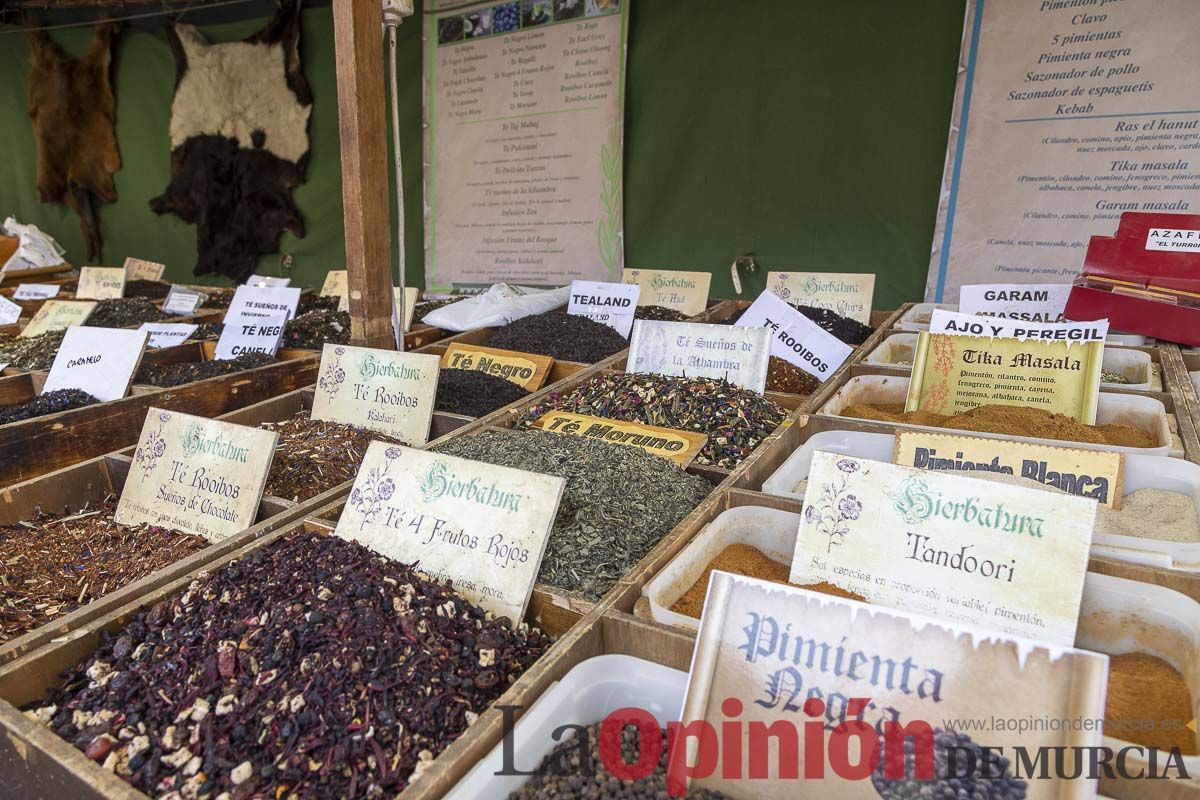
[{"left": 24, "top": 530, "right": 551, "bottom": 798}]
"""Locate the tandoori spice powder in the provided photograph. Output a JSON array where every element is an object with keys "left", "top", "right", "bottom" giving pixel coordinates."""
[
  {"left": 1104, "top": 652, "right": 1196, "bottom": 755},
  {"left": 670, "top": 544, "right": 866, "bottom": 618},
  {"left": 841, "top": 403, "right": 1156, "bottom": 448}
]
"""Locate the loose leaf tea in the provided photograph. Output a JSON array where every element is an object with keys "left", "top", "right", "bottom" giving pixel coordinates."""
[
  {"left": 489, "top": 312, "right": 628, "bottom": 363},
  {"left": 135, "top": 352, "right": 274, "bottom": 387},
  {"left": 516, "top": 373, "right": 787, "bottom": 468},
  {"left": 633, "top": 304, "right": 688, "bottom": 322},
  {"left": 0, "top": 388, "right": 100, "bottom": 425},
  {"left": 260, "top": 411, "right": 404, "bottom": 502},
  {"left": 200, "top": 289, "right": 234, "bottom": 309},
  {"left": 436, "top": 368, "right": 530, "bottom": 417},
  {"left": 190, "top": 321, "right": 223, "bottom": 340},
  {"left": 765, "top": 355, "right": 821, "bottom": 394},
  {"left": 1101, "top": 370, "right": 1133, "bottom": 385},
  {"left": 0, "top": 497, "right": 205, "bottom": 643},
  {"left": 24, "top": 531, "right": 551, "bottom": 796},
  {"left": 282, "top": 308, "right": 350, "bottom": 350},
  {"left": 724, "top": 301, "right": 873, "bottom": 345},
  {"left": 435, "top": 429, "right": 710, "bottom": 599},
  {"left": 509, "top": 722, "right": 730, "bottom": 799},
  {"left": 0, "top": 328, "right": 67, "bottom": 370},
  {"left": 413, "top": 299, "right": 458, "bottom": 324},
  {"left": 123, "top": 280, "right": 172, "bottom": 300},
  {"left": 87, "top": 298, "right": 168, "bottom": 329}
]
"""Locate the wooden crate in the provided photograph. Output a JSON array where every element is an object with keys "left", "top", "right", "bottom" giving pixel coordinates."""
[{"left": 0, "top": 513, "right": 588, "bottom": 800}]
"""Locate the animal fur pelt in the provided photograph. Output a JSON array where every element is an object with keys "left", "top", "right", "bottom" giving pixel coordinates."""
[
  {"left": 150, "top": 0, "right": 311, "bottom": 283},
  {"left": 27, "top": 23, "right": 121, "bottom": 263}
]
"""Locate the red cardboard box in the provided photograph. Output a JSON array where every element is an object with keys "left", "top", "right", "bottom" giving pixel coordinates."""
[{"left": 1066, "top": 212, "right": 1200, "bottom": 346}]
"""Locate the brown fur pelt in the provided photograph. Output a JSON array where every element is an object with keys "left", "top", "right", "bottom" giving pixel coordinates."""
[
  {"left": 150, "top": 0, "right": 311, "bottom": 283},
  {"left": 26, "top": 23, "right": 121, "bottom": 262}
]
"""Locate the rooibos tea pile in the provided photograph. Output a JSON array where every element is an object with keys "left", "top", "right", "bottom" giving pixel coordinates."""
[
  {"left": 24, "top": 530, "right": 550, "bottom": 796},
  {"left": 282, "top": 308, "right": 350, "bottom": 350},
  {"left": 0, "top": 328, "right": 67, "bottom": 370},
  {"left": 0, "top": 497, "right": 205, "bottom": 643},
  {"left": 436, "top": 368, "right": 529, "bottom": 417},
  {"left": 516, "top": 373, "right": 787, "bottom": 468},
  {"left": 724, "top": 302, "right": 872, "bottom": 345},
  {"left": 135, "top": 352, "right": 274, "bottom": 387},
  {"left": 435, "top": 429, "right": 710, "bottom": 599},
  {"left": 261, "top": 412, "right": 404, "bottom": 502},
  {"left": 0, "top": 388, "right": 100, "bottom": 425},
  {"left": 87, "top": 298, "right": 167, "bottom": 328},
  {"left": 508, "top": 722, "right": 730, "bottom": 799},
  {"left": 634, "top": 304, "right": 688, "bottom": 322},
  {"left": 489, "top": 312, "right": 627, "bottom": 363},
  {"left": 765, "top": 355, "right": 820, "bottom": 394},
  {"left": 123, "top": 280, "right": 172, "bottom": 300}
]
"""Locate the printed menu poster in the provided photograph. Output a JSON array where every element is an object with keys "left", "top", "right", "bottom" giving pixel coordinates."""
[
  {"left": 423, "top": 0, "right": 629, "bottom": 290},
  {"left": 927, "top": 0, "right": 1200, "bottom": 301}
]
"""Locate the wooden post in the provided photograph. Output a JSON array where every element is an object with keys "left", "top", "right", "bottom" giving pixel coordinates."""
[{"left": 333, "top": 0, "right": 394, "bottom": 348}]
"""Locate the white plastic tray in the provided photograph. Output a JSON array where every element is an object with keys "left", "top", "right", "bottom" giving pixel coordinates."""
[
  {"left": 818, "top": 374, "right": 1172, "bottom": 455},
  {"left": 865, "top": 335, "right": 1153, "bottom": 390},
  {"left": 761, "top": 429, "right": 1200, "bottom": 569},
  {"left": 642, "top": 506, "right": 801, "bottom": 632},
  {"left": 445, "top": 655, "right": 687, "bottom": 798},
  {"left": 1078, "top": 572, "right": 1200, "bottom": 776}
]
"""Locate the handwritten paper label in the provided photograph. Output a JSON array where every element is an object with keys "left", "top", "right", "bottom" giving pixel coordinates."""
[
  {"left": 116, "top": 409, "right": 277, "bottom": 542},
  {"left": 628, "top": 320, "right": 771, "bottom": 393},
  {"left": 246, "top": 274, "right": 291, "bottom": 288},
  {"left": 225, "top": 285, "right": 301, "bottom": 324},
  {"left": 677, "top": 573, "right": 1107, "bottom": 799},
  {"left": 140, "top": 322, "right": 199, "bottom": 349},
  {"left": 19, "top": 300, "right": 96, "bottom": 338},
  {"left": 959, "top": 283, "right": 1071, "bottom": 323},
  {"left": 621, "top": 268, "right": 711, "bottom": 316},
  {"left": 13, "top": 284, "right": 59, "bottom": 301},
  {"left": 930, "top": 308, "right": 1109, "bottom": 343},
  {"left": 766, "top": 271, "right": 875, "bottom": 324},
  {"left": 75, "top": 266, "right": 126, "bottom": 300},
  {"left": 43, "top": 326, "right": 147, "bottom": 402},
  {"left": 894, "top": 430, "right": 1125, "bottom": 509},
  {"left": 533, "top": 411, "right": 708, "bottom": 467},
  {"left": 163, "top": 286, "right": 204, "bottom": 315},
  {"left": 310, "top": 344, "right": 440, "bottom": 445},
  {"left": 441, "top": 343, "right": 553, "bottom": 391},
  {"left": 0, "top": 296, "right": 20, "bottom": 325},
  {"left": 123, "top": 257, "right": 166, "bottom": 281},
  {"left": 905, "top": 331, "right": 1103, "bottom": 424},
  {"left": 791, "top": 451, "right": 1096, "bottom": 644},
  {"left": 734, "top": 290, "right": 853, "bottom": 380},
  {"left": 568, "top": 280, "right": 639, "bottom": 338},
  {"left": 213, "top": 311, "right": 286, "bottom": 360},
  {"left": 334, "top": 443, "right": 564, "bottom": 622},
  {"left": 1146, "top": 227, "right": 1200, "bottom": 252}
]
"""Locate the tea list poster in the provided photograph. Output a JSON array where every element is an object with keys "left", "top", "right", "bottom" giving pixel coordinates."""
[
  {"left": 927, "top": 0, "right": 1200, "bottom": 301},
  {"left": 423, "top": 0, "right": 629, "bottom": 290}
]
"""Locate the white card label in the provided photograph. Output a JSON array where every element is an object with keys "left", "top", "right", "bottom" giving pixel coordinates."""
[
  {"left": 735, "top": 290, "right": 853, "bottom": 380},
  {"left": 116, "top": 408, "right": 278, "bottom": 542},
  {"left": 959, "top": 283, "right": 1072, "bottom": 323},
  {"left": 627, "top": 320, "right": 771, "bottom": 393},
  {"left": 246, "top": 274, "right": 291, "bottom": 287},
  {"left": 766, "top": 271, "right": 876, "bottom": 324},
  {"left": 0, "top": 295, "right": 20, "bottom": 325},
  {"left": 334, "top": 443, "right": 565, "bottom": 622},
  {"left": 140, "top": 322, "right": 199, "bottom": 349},
  {"left": 42, "top": 326, "right": 147, "bottom": 402},
  {"left": 225, "top": 285, "right": 301, "bottom": 324},
  {"left": 1146, "top": 227, "right": 1200, "bottom": 251},
  {"left": 930, "top": 309, "right": 1109, "bottom": 343},
  {"left": 163, "top": 286, "right": 204, "bottom": 315},
  {"left": 310, "top": 344, "right": 440, "bottom": 445},
  {"left": 123, "top": 258, "right": 166, "bottom": 281},
  {"left": 13, "top": 284, "right": 59, "bottom": 300},
  {"left": 75, "top": 266, "right": 126, "bottom": 300},
  {"left": 568, "top": 280, "right": 640, "bottom": 338},
  {"left": 214, "top": 311, "right": 287, "bottom": 360}
]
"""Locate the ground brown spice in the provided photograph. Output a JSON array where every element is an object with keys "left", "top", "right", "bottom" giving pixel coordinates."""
[
  {"left": 1104, "top": 652, "right": 1196, "bottom": 755},
  {"left": 841, "top": 403, "right": 1156, "bottom": 448},
  {"left": 670, "top": 544, "right": 866, "bottom": 618}
]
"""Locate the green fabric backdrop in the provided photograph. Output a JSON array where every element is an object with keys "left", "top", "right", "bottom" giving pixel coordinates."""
[{"left": 0, "top": 0, "right": 965, "bottom": 308}]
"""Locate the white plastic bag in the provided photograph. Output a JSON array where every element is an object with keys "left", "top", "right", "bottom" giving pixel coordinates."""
[
  {"left": 420, "top": 283, "right": 569, "bottom": 332},
  {"left": 1, "top": 217, "right": 66, "bottom": 272}
]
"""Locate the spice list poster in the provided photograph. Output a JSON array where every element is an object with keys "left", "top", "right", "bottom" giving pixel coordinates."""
[
  {"left": 927, "top": 0, "right": 1200, "bottom": 301},
  {"left": 423, "top": 0, "right": 628, "bottom": 290}
]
